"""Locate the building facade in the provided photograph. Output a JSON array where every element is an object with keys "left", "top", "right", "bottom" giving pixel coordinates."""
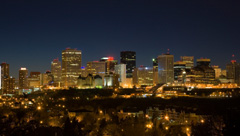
[
  {"left": 181, "top": 56, "right": 194, "bottom": 69},
  {"left": 158, "top": 54, "right": 174, "bottom": 84},
  {"left": 226, "top": 60, "right": 240, "bottom": 85},
  {"left": 51, "top": 58, "right": 62, "bottom": 84},
  {"left": 120, "top": 51, "right": 136, "bottom": 78},
  {"left": 114, "top": 64, "right": 126, "bottom": 87},
  {"left": 86, "top": 61, "right": 106, "bottom": 78},
  {"left": 62, "top": 48, "right": 82, "bottom": 87},
  {"left": 174, "top": 61, "right": 186, "bottom": 81},
  {"left": 133, "top": 66, "right": 153, "bottom": 87},
  {"left": 19, "top": 68, "right": 28, "bottom": 89}
]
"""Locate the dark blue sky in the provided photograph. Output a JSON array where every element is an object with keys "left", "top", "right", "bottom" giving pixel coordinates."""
[{"left": 1, "top": 0, "right": 240, "bottom": 78}]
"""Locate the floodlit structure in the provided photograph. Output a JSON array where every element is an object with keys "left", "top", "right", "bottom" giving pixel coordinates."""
[
  {"left": 158, "top": 54, "right": 174, "bottom": 84},
  {"left": 62, "top": 48, "right": 82, "bottom": 87}
]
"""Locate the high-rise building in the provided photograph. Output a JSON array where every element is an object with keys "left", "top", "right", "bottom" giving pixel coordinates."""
[
  {"left": 158, "top": 54, "right": 174, "bottom": 84},
  {"left": 152, "top": 58, "right": 158, "bottom": 85},
  {"left": 87, "top": 61, "right": 106, "bottom": 78},
  {"left": 9, "top": 77, "right": 15, "bottom": 92},
  {"left": 212, "top": 65, "right": 222, "bottom": 79},
  {"left": 133, "top": 66, "right": 153, "bottom": 86},
  {"left": 100, "top": 57, "right": 118, "bottom": 74},
  {"left": 114, "top": 64, "right": 126, "bottom": 86},
  {"left": 190, "top": 58, "right": 216, "bottom": 84},
  {"left": 181, "top": 56, "right": 194, "bottom": 69},
  {"left": 19, "top": 67, "right": 28, "bottom": 89},
  {"left": 174, "top": 61, "right": 186, "bottom": 81},
  {"left": 62, "top": 48, "right": 82, "bottom": 87},
  {"left": 51, "top": 58, "right": 62, "bottom": 83},
  {"left": 120, "top": 51, "right": 136, "bottom": 78},
  {"left": 28, "top": 72, "right": 40, "bottom": 88},
  {"left": 226, "top": 60, "right": 240, "bottom": 85},
  {"left": 1, "top": 63, "right": 10, "bottom": 93}
]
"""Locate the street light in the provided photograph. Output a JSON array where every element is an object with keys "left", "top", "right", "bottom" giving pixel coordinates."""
[{"left": 37, "top": 106, "right": 41, "bottom": 110}]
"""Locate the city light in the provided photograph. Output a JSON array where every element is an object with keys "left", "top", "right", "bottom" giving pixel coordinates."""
[{"left": 37, "top": 106, "right": 41, "bottom": 110}]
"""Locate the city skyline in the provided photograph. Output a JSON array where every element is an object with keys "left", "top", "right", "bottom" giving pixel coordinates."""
[
  {"left": 1, "top": 0, "right": 240, "bottom": 78},
  {"left": 0, "top": 47, "right": 238, "bottom": 78}
]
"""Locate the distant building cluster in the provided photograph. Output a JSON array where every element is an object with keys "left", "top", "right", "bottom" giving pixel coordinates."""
[{"left": 0, "top": 48, "right": 240, "bottom": 95}]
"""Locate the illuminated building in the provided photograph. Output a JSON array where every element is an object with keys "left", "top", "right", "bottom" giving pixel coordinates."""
[
  {"left": 120, "top": 51, "right": 136, "bottom": 78},
  {"left": 158, "top": 53, "right": 174, "bottom": 84},
  {"left": 190, "top": 58, "right": 216, "bottom": 84},
  {"left": 226, "top": 59, "right": 240, "bottom": 85},
  {"left": 77, "top": 74, "right": 103, "bottom": 88},
  {"left": 212, "top": 65, "right": 222, "bottom": 79},
  {"left": 87, "top": 61, "right": 106, "bottom": 78},
  {"left": 114, "top": 64, "right": 126, "bottom": 87},
  {"left": 133, "top": 66, "right": 153, "bottom": 87},
  {"left": 19, "top": 67, "right": 28, "bottom": 89},
  {"left": 62, "top": 48, "right": 82, "bottom": 87},
  {"left": 28, "top": 72, "right": 40, "bottom": 88},
  {"left": 1, "top": 63, "right": 10, "bottom": 93},
  {"left": 80, "top": 66, "right": 88, "bottom": 77},
  {"left": 51, "top": 58, "right": 62, "bottom": 84},
  {"left": 9, "top": 77, "right": 15, "bottom": 92},
  {"left": 181, "top": 56, "right": 194, "bottom": 69},
  {"left": 40, "top": 73, "right": 48, "bottom": 86},
  {"left": 174, "top": 61, "right": 186, "bottom": 81},
  {"left": 153, "top": 58, "right": 158, "bottom": 85},
  {"left": 104, "top": 74, "right": 113, "bottom": 87},
  {"left": 100, "top": 57, "right": 118, "bottom": 74},
  {"left": 221, "top": 70, "right": 227, "bottom": 76}
]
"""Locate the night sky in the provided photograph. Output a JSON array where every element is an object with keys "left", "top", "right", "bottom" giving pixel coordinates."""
[{"left": 1, "top": 0, "right": 240, "bottom": 78}]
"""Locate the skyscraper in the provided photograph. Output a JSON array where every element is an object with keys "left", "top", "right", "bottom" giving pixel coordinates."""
[
  {"left": 120, "top": 51, "right": 136, "bottom": 78},
  {"left": 100, "top": 57, "right": 118, "bottom": 74},
  {"left": 158, "top": 54, "right": 174, "bottom": 84},
  {"left": 152, "top": 58, "right": 158, "bottom": 85},
  {"left": 1, "top": 63, "right": 10, "bottom": 93},
  {"left": 51, "top": 58, "right": 62, "bottom": 84},
  {"left": 174, "top": 61, "right": 186, "bottom": 81},
  {"left": 133, "top": 66, "right": 153, "bottom": 86},
  {"left": 114, "top": 64, "right": 126, "bottom": 86},
  {"left": 86, "top": 61, "right": 106, "bottom": 78},
  {"left": 181, "top": 56, "right": 194, "bottom": 69},
  {"left": 19, "top": 67, "right": 28, "bottom": 89},
  {"left": 226, "top": 60, "right": 240, "bottom": 85},
  {"left": 62, "top": 48, "right": 82, "bottom": 87}
]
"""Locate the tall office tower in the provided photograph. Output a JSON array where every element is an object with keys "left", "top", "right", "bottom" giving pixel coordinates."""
[
  {"left": 100, "top": 57, "right": 118, "bottom": 74},
  {"left": 1, "top": 63, "right": 10, "bottom": 93},
  {"left": 226, "top": 59, "right": 240, "bottom": 85},
  {"left": 158, "top": 53, "right": 174, "bottom": 84},
  {"left": 28, "top": 72, "right": 41, "bottom": 88},
  {"left": 114, "top": 64, "right": 126, "bottom": 86},
  {"left": 51, "top": 58, "right": 62, "bottom": 83},
  {"left": 174, "top": 61, "right": 186, "bottom": 81},
  {"left": 86, "top": 61, "right": 106, "bottom": 78},
  {"left": 133, "top": 66, "right": 153, "bottom": 86},
  {"left": 9, "top": 77, "right": 15, "bottom": 92},
  {"left": 120, "top": 51, "right": 136, "bottom": 78},
  {"left": 212, "top": 65, "right": 222, "bottom": 79},
  {"left": 191, "top": 58, "right": 216, "bottom": 84},
  {"left": 19, "top": 67, "right": 28, "bottom": 89},
  {"left": 152, "top": 58, "right": 158, "bottom": 85},
  {"left": 181, "top": 56, "right": 194, "bottom": 69},
  {"left": 62, "top": 48, "right": 82, "bottom": 87}
]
